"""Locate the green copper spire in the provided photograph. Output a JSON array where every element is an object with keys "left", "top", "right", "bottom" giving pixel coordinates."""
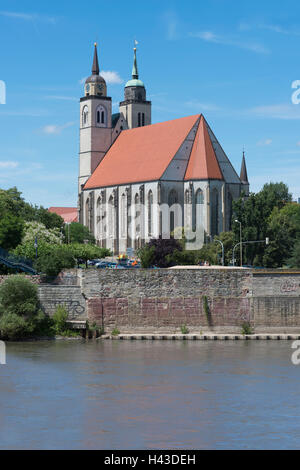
[
  {"left": 132, "top": 47, "right": 138, "bottom": 79},
  {"left": 125, "top": 43, "right": 145, "bottom": 88}
]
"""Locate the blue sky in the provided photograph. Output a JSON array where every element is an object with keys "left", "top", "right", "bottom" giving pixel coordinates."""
[{"left": 0, "top": 0, "right": 300, "bottom": 207}]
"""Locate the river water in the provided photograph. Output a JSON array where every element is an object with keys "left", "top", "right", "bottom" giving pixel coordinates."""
[{"left": 0, "top": 339, "right": 299, "bottom": 449}]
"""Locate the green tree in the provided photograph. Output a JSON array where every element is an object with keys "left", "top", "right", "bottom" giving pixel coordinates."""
[
  {"left": 232, "top": 182, "right": 292, "bottom": 266},
  {"left": 34, "top": 246, "right": 76, "bottom": 277},
  {"left": 0, "top": 275, "right": 39, "bottom": 318},
  {"left": 69, "top": 243, "right": 110, "bottom": 267},
  {"left": 287, "top": 240, "right": 300, "bottom": 268},
  {"left": 63, "top": 222, "right": 95, "bottom": 244},
  {"left": 0, "top": 213, "right": 24, "bottom": 250},
  {"left": 263, "top": 203, "right": 300, "bottom": 268}
]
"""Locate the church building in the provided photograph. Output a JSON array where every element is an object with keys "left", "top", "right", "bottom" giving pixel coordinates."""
[{"left": 78, "top": 44, "right": 249, "bottom": 254}]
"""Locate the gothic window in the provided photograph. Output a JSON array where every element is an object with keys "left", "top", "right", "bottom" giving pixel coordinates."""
[
  {"left": 85, "top": 198, "right": 90, "bottom": 229},
  {"left": 96, "top": 105, "right": 107, "bottom": 127},
  {"left": 134, "top": 193, "right": 140, "bottom": 250},
  {"left": 148, "top": 190, "right": 153, "bottom": 236},
  {"left": 138, "top": 113, "right": 141, "bottom": 127},
  {"left": 82, "top": 106, "right": 88, "bottom": 127},
  {"left": 194, "top": 189, "right": 204, "bottom": 230},
  {"left": 121, "top": 193, "right": 126, "bottom": 238},
  {"left": 108, "top": 195, "right": 114, "bottom": 239},
  {"left": 168, "top": 189, "right": 178, "bottom": 235},
  {"left": 142, "top": 113, "right": 145, "bottom": 126},
  {"left": 228, "top": 191, "right": 233, "bottom": 230},
  {"left": 184, "top": 189, "right": 189, "bottom": 227},
  {"left": 211, "top": 188, "right": 219, "bottom": 237}
]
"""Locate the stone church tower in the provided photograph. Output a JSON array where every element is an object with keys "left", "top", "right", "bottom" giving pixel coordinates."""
[
  {"left": 119, "top": 46, "right": 151, "bottom": 128},
  {"left": 78, "top": 44, "right": 112, "bottom": 194}
]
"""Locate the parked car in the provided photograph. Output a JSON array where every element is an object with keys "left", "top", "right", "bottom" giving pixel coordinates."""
[
  {"left": 95, "top": 260, "right": 109, "bottom": 269},
  {"left": 87, "top": 259, "right": 102, "bottom": 266}
]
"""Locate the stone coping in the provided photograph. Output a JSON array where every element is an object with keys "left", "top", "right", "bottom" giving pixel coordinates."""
[{"left": 98, "top": 334, "right": 300, "bottom": 341}]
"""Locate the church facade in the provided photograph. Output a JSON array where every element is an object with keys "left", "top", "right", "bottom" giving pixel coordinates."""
[{"left": 78, "top": 44, "right": 249, "bottom": 254}]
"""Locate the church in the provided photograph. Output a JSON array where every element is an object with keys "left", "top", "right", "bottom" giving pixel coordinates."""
[{"left": 78, "top": 44, "right": 249, "bottom": 254}]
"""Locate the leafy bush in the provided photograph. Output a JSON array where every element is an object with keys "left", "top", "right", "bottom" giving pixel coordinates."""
[
  {"left": 180, "top": 324, "right": 189, "bottom": 334},
  {"left": 241, "top": 322, "right": 254, "bottom": 335},
  {"left": 111, "top": 327, "right": 120, "bottom": 336},
  {"left": 138, "top": 237, "right": 183, "bottom": 268},
  {"left": 0, "top": 275, "right": 39, "bottom": 317},
  {"left": 22, "top": 221, "right": 63, "bottom": 245},
  {"left": 287, "top": 240, "right": 300, "bottom": 268},
  {"left": 63, "top": 222, "right": 95, "bottom": 244},
  {"left": 52, "top": 305, "right": 68, "bottom": 334},
  {"left": 34, "top": 246, "right": 76, "bottom": 277},
  {"left": 0, "top": 313, "right": 35, "bottom": 340}
]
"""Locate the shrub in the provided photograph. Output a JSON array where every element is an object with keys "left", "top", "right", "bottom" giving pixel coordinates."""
[
  {"left": 138, "top": 237, "right": 183, "bottom": 268},
  {"left": 180, "top": 324, "right": 189, "bottom": 334},
  {"left": 111, "top": 327, "right": 120, "bottom": 336},
  {"left": 0, "top": 313, "right": 35, "bottom": 340},
  {"left": 241, "top": 322, "right": 254, "bottom": 335},
  {"left": 52, "top": 305, "right": 68, "bottom": 334},
  {"left": 34, "top": 246, "right": 76, "bottom": 277},
  {"left": 0, "top": 275, "right": 39, "bottom": 317}
]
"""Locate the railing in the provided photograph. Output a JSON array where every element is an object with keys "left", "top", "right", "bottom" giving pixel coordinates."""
[{"left": 0, "top": 247, "right": 37, "bottom": 274}]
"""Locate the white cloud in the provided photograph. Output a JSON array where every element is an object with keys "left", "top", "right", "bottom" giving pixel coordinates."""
[
  {"left": 257, "top": 138, "right": 272, "bottom": 146},
  {"left": 79, "top": 71, "right": 123, "bottom": 85},
  {"left": 100, "top": 71, "right": 123, "bottom": 84},
  {"left": 0, "top": 11, "right": 56, "bottom": 24},
  {"left": 249, "top": 104, "right": 300, "bottom": 120},
  {"left": 0, "top": 161, "right": 18, "bottom": 169},
  {"left": 297, "top": 141, "right": 300, "bottom": 147},
  {"left": 239, "top": 22, "right": 300, "bottom": 36},
  {"left": 189, "top": 31, "right": 270, "bottom": 54},
  {"left": 185, "top": 100, "right": 221, "bottom": 112},
  {"left": 41, "top": 122, "right": 75, "bottom": 135},
  {"left": 43, "top": 95, "right": 77, "bottom": 101},
  {"left": 163, "top": 10, "right": 179, "bottom": 40}
]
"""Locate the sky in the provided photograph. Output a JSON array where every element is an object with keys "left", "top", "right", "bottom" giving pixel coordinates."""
[{"left": 0, "top": 0, "right": 300, "bottom": 208}]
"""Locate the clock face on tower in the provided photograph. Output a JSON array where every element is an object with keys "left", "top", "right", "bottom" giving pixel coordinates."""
[{"left": 97, "top": 84, "right": 103, "bottom": 94}]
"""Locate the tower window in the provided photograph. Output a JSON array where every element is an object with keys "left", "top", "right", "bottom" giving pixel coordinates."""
[
  {"left": 82, "top": 106, "right": 88, "bottom": 127},
  {"left": 142, "top": 113, "right": 145, "bottom": 126},
  {"left": 138, "top": 113, "right": 141, "bottom": 127},
  {"left": 95, "top": 105, "right": 107, "bottom": 127}
]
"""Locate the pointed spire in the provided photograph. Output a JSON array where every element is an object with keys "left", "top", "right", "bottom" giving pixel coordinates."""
[
  {"left": 132, "top": 46, "right": 138, "bottom": 80},
  {"left": 240, "top": 149, "right": 249, "bottom": 184},
  {"left": 92, "top": 42, "right": 99, "bottom": 75}
]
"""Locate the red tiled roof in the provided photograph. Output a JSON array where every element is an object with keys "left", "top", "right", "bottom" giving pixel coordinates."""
[
  {"left": 84, "top": 114, "right": 200, "bottom": 189},
  {"left": 48, "top": 207, "right": 78, "bottom": 223},
  {"left": 184, "top": 115, "right": 223, "bottom": 181}
]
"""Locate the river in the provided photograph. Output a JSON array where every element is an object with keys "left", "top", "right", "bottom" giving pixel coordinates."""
[{"left": 0, "top": 339, "right": 299, "bottom": 449}]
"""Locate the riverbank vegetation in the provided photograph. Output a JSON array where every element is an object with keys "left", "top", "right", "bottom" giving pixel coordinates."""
[
  {"left": 0, "top": 187, "right": 111, "bottom": 277},
  {"left": 0, "top": 275, "right": 79, "bottom": 340}
]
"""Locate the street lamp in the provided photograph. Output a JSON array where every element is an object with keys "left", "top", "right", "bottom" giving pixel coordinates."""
[
  {"left": 214, "top": 239, "right": 225, "bottom": 266},
  {"left": 234, "top": 219, "right": 242, "bottom": 267}
]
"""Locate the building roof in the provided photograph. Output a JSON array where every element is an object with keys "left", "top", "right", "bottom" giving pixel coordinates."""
[
  {"left": 48, "top": 207, "right": 78, "bottom": 223},
  {"left": 184, "top": 115, "right": 223, "bottom": 181},
  {"left": 84, "top": 113, "right": 239, "bottom": 189}
]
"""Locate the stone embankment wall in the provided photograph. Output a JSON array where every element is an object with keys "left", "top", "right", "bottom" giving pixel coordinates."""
[{"left": 31, "top": 268, "right": 300, "bottom": 332}]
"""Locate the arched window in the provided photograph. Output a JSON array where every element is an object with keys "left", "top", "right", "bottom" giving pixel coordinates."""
[
  {"left": 82, "top": 106, "right": 88, "bottom": 127},
  {"left": 85, "top": 198, "right": 89, "bottom": 229},
  {"left": 142, "top": 113, "right": 145, "bottom": 126},
  {"left": 184, "top": 189, "right": 189, "bottom": 227},
  {"left": 211, "top": 188, "right": 219, "bottom": 237},
  {"left": 148, "top": 190, "right": 153, "bottom": 236},
  {"left": 228, "top": 192, "right": 233, "bottom": 230},
  {"left": 168, "top": 189, "right": 178, "bottom": 234},
  {"left": 96, "top": 105, "right": 107, "bottom": 127},
  {"left": 121, "top": 193, "right": 126, "bottom": 238},
  {"left": 194, "top": 189, "right": 204, "bottom": 230},
  {"left": 134, "top": 193, "right": 140, "bottom": 249},
  {"left": 108, "top": 195, "right": 114, "bottom": 239}
]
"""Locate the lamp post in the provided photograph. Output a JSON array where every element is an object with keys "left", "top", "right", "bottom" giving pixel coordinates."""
[
  {"left": 234, "top": 219, "right": 242, "bottom": 267},
  {"left": 214, "top": 239, "right": 224, "bottom": 266},
  {"left": 232, "top": 238, "right": 270, "bottom": 267}
]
